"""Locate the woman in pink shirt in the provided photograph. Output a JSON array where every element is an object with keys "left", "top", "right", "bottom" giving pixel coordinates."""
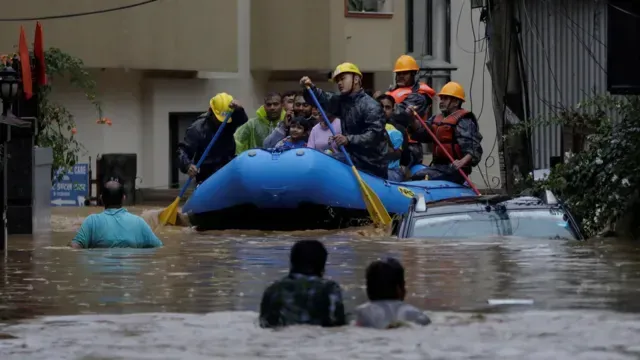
[{"left": 307, "top": 112, "right": 341, "bottom": 154}]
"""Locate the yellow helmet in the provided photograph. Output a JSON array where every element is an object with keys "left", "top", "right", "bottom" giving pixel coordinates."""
[
  {"left": 393, "top": 55, "right": 420, "bottom": 72},
  {"left": 330, "top": 62, "right": 363, "bottom": 82},
  {"left": 209, "top": 92, "right": 234, "bottom": 122},
  {"left": 437, "top": 82, "right": 465, "bottom": 102}
]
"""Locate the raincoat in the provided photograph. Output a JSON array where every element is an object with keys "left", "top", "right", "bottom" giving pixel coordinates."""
[
  {"left": 177, "top": 109, "right": 248, "bottom": 184},
  {"left": 234, "top": 106, "right": 285, "bottom": 154},
  {"left": 304, "top": 87, "right": 388, "bottom": 178}
]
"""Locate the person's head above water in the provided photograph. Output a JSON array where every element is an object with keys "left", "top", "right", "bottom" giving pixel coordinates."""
[
  {"left": 289, "top": 239, "right": 328, "bottom": 277},
  {"left": 365, "top": 258, "right": 406, "bottom": 301},
  {"left": 101, "top": 178, "right": 125, "bottom": 209}
]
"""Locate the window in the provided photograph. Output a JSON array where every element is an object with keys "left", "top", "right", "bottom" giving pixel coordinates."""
[
  {"left": 607, "top": 1, "right": 640, "bottom": 94},
  {"left": 345, "top": 0, "right": 393, "bottom": 18},
  {"left": 410, "top": 209, "right": 579, "bottom": 240}
]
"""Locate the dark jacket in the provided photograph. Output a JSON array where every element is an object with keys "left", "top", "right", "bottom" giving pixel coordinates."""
[
  {"left": 411, "top": 110, "right": 483, "bottom": 172},
  {"left": 259, "top": 273, "right": 346, "bottom": 328},
  {"left": 177, "top": 109, "right": 248, "bottom": 183},
  {"left": 304, "top": 87, "right": 388, "bottom": 178},
  {"left": 389, "top": 82, "right": 431, "bottom": 128}
]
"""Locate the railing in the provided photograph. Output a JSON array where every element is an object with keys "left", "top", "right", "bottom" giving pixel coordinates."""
[{"left": 345, "top": 0, "right": 394, "bottom": 18}]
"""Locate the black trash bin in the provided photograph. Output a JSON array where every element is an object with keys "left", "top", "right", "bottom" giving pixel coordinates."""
[{"left": 96, "top": 153, "right": 137, "bottom": 205}]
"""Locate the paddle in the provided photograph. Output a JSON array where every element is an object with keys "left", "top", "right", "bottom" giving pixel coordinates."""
[
  {"left": 306, "top": 86, "right": 392, "bottom": 227},
  {"left": 158, "top": 111, "right": 233, "bottom": 226},
  {"left": 409, "top": 108, "right": 481, "bottom": 195}
]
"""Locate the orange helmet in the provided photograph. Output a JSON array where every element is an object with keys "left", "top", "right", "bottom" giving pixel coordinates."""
[
  {"left": 393, "top": 55, "right": 420, "bottom": 73},
  {"left": 438, "top": 82, "right": 465, "bottom": 102}
]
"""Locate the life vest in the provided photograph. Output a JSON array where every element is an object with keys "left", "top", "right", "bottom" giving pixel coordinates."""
[
  {"left": 387, "top": 83, "right": 435, "bottom": 144},
  {"left": 386, "top": 83, "right": 435, "bottom": 103},
  {"left": 430, "top": 109, "right": 471, "bottom": 163}
]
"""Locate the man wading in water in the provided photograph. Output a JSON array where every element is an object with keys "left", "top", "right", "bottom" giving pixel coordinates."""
[
  {"left": 70, "top": 179, "right": 163, "bottom": 249},
  {"left": 300, "top": 63, "right": 388, "bottom": 178}
]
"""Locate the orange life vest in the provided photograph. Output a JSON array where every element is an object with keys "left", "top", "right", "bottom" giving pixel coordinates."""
[
  {"left": 430, "top": 109, "right": 470, "bottom": 163},
  {"left": 386, "top": 83, "right": 435, "bottom": 103},
  {"left": 387, "top": 83, "right": 435, "bottom": 144}
]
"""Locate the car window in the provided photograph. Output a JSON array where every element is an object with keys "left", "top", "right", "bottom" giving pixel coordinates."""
[{"left": 411, "top": 208, "right": 578, "bottom": 239}]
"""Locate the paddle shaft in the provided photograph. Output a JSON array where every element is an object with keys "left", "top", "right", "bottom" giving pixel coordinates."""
[
  {"left": 305, "top": 87, "right": 355, "bottom": 167},
  {"left": 410, "top": 109, "right": 481, "bottom": 195},
  {"left": 178, "top": 111, "right": 233, "bottom": 198}
]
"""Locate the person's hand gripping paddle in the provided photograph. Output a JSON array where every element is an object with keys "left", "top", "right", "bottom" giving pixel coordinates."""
[
  {"left": 408, "top": 108, "right": 481, "bottom": 195},
  {"left": 158, "top": 111, "right": 233, "bottom": 226},
  {"left": 306, "top": 86, "right": 392, "bottom": 227}
]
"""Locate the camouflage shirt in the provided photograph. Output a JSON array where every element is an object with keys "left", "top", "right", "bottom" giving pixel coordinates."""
[{"left": 259, "top": 273, "right": 346, "bottom": 328}]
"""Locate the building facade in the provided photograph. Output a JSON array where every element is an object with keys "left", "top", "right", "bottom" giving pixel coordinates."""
[{"left": 0, "top": 0, "right": 498, "bottom": 189}]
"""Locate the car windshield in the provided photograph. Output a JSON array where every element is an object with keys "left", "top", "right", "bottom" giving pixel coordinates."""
[{"left": 411, "top": 208, "right": 578, "bottom": 240}]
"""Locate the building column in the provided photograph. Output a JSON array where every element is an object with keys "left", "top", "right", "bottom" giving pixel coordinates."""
[{"left": 431, "top": 0, "right": 450, "bottom": 95}]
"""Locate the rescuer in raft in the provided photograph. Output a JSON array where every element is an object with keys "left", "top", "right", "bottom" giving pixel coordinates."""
[
  {"left": 379, "top": 54, "right": 436, "bottom": 169},
  {"left": 300, "top": 62, "right": 388, "bottom": 178},
  {"left": 409, "top": 82, "right": 483, "bottom": 184},
  {"left": 177, "top": 92, "right": 248, "bottom": 184}
]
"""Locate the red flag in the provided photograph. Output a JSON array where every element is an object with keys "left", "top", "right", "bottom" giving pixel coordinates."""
[
  {"left": 18, "top": 26, "right": 33, "bottom": 100},
  {"left": 34, "top": 22, "right": 46, "bottom": 86}
]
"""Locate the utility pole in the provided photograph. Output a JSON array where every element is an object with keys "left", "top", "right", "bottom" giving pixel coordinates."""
[{"left": 486, "top": 0, "right": 532, "bottom": 193}]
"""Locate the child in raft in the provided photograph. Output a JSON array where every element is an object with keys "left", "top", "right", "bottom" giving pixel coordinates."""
[{"left": 274, "top": 116, "right": 311, "bottom": 150}]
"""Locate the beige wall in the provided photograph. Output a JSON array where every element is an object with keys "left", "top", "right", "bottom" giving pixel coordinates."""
[
  {"left": 0, "top": 0, "right": 238, "bottom": 72},
  {"left": 251, "top": 0, "right": 405, "bottom": 73}
]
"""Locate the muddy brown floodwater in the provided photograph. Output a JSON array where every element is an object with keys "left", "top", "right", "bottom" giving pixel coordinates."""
[{"left": 1, "top": 206, "right": 640, "bottom": 359}]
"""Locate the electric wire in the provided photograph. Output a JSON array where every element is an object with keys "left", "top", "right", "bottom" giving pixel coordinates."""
[{"left": 0, "top": 0, "right": 159, "bottom": 21}]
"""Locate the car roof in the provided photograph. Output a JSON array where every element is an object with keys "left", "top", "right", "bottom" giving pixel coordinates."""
[{"left": 418, "top": 195, "right": 557, "bottom": 215}]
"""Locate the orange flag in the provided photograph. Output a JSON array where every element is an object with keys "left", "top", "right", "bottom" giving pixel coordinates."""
[
  {"left": 34, "top": 22, "right": 46, "bottom": 86},
  {"left": 18, "top": 26, "right": 33, "bottom": 100}
]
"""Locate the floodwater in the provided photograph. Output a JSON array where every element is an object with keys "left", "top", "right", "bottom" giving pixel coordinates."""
[{"left": 1, "top": 207, "right": 640, "bottom": 359}]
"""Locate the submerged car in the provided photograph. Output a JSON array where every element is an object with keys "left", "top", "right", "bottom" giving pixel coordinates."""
[{"left": 392, "top": 191, "right": 584, "bottom": 240}]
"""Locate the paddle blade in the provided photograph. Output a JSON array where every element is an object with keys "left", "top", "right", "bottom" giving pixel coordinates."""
[
  {"left": 158, "top": 197, "right": 181, "bottom": 226},
  {"left": 350, "top": 166, "right": 392, "bottom": 227}
]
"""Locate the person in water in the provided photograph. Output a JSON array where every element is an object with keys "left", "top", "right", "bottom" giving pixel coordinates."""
[
  {"left": 70, "top": 179, "right": 163, "bottom": 249},
  {"left": 259, "top": 239, "right": 346, "bottom": 328},
  {"left": 274, "top": 116, "right": 311, "bottom": 150},
  {"left": 355, "top": 258, "right": 431, "bottom": 329}
]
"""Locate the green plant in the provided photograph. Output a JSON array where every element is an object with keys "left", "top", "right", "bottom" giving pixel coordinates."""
[
  {"left": 38, "top": 48, "right": 103, "bottom": 177},
  {"left": 1, "top": 48, "right": 104, "bottom": 179},
  {"left": 514, "top": 95, "right": 640, "bottom": 236}
]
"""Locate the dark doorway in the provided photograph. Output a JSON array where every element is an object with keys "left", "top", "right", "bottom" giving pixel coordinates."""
[{"left": 169, "top": 112, "right": 202, "bottom": 189}]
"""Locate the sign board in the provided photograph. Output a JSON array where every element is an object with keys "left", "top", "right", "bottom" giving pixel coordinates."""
[{"left": 50, "top": 163, "right": 89, "bottom": 207}]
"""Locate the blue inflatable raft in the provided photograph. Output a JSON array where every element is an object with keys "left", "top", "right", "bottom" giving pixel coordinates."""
[{"left": 182, "top": 148, "right": 477, "bottom": 230}]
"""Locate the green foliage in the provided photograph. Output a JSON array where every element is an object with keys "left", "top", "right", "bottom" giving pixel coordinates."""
[
  {"left": 515, "top": 95, "right": 640, "bottom": 236},
  {"left": 37, "top": 48, "right": 102, "bottom": 177}
]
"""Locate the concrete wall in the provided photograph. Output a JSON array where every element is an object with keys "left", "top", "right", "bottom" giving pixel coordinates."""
[
  {"left": 251, "top": 0, "right": 405, "bottom": 72},
  {"left": 448, "top": 1, "right": 500, "bottom": 189},
  {"left": 0, "top": 0, "right": 238, "bottom": 72}
]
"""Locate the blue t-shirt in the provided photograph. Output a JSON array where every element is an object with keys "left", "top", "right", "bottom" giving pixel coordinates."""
[
  {"left": 72, "top": 208, "right": 163, "bottom": 248},
  {"left": 387, "top": 128, "right": 404, "bottom": 169}
]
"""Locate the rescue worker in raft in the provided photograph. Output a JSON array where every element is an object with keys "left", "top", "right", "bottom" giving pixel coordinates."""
[
  {"left": 177, "top": 92, "right": 248, "bottom": 185},
  {"left": 409, "top": 82, "right": 483, "bottom": 184},
  {"left": 380, "top": 55, "right": 436, "bottom": 170},
  {"left": 300, "top": 63, "right": 388, "bottom": 179}
]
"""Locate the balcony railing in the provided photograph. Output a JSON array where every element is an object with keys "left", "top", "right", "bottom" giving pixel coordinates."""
[{"left": 345, "top": 0, "right": 394, "bottom": 18}]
